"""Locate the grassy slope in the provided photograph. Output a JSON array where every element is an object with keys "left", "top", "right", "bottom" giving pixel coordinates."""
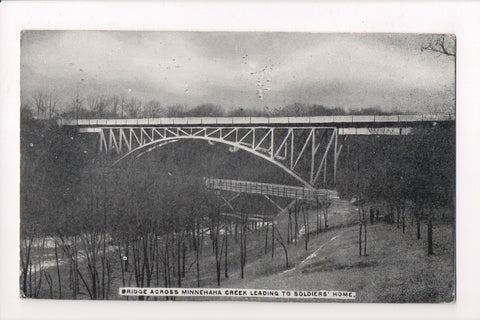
[
  {"left": 220, "top": 222, "right": 454, "bottom": 303},
  {"left": 176, "top": 202, "right": 454, "bottom": 303}
]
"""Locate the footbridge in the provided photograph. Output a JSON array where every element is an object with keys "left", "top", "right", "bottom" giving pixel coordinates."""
[
  {"left": 205, "top": 177, "right": 340, "bottom": 216},
  {"left": 204, "top": 178, "right": 339, "bottom": 202},
  {"left": 58, "top": 113, "right": 454, "bottom": 190}
]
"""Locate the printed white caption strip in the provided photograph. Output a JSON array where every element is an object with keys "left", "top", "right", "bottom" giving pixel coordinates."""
[{"left": 119, "top": 287, "right": 356, "bottom": 299}]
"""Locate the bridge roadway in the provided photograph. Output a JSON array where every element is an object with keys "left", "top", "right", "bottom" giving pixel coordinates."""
[{"left": 58, "top": 113, "right": 454, "bottom": 129}]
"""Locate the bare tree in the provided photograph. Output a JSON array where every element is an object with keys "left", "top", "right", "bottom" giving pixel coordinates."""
[
  {"left": 88, "top": 95, "right": 111, "bottom": 117},
  {"left": 31, "top": 92, "right": 58, "bottom": 119},
  {"left": 45, "top": 93, "right": 58, "bottom": 119},
  {"left": 32, "top": 92, "right": 46, "bottom": 119},
  {"left": 111, "top": 95, "right": 120, "bottom": 118},
  {"left": 125, "top": 97, "right": 143, "bottom": 118},
  {"left": 87, "top": 95, "right": 98, "bottom": 113},
  {"left": 422, "top": 34, "right": 456, "bottom": 114},
  {"left": 71, "top": 94, "right": 83, "bottom": 120},
  {"left": 166, "top": 104, "right": 188, "bottom": 117},
  {"left": 421, "top": 34, "right": 456, "bottom": 57},
  {"left": 144, "top": 100, "right": 165, "bottom": 118},
  {"left": 21, "top": 101, "right": 34, "bottom": 119}
]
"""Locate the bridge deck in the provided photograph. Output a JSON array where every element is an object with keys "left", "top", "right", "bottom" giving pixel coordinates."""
[
  {"left": 204, "top": 178, "right": 339, "bottom": 202},
  {"left": 58, "top": 114, "right": 454, "bottom": 128}
]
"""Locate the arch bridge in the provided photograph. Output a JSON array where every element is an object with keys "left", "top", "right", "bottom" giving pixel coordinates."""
[
  {"left": 58, "top": 113, "right": 454, "bottom": 192},
  {"left": 59, "top": 114, "right": 454, "bottom": 216}
]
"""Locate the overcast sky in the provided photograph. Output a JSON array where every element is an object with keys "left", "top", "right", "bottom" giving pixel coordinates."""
[{"left": 21, "top": 31, "right": 455, "bottom": 114}]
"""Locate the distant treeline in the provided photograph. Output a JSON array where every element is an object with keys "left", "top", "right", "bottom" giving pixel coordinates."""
[{"left": 21, "top": 92, "right": 404, "bottom": 120}]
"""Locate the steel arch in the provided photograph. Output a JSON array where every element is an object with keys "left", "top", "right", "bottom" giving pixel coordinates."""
[{"left": 111, "top": 135, "right": 315, "bottom": 189}]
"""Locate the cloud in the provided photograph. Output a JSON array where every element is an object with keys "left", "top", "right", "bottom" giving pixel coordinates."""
[
  {"left": 21, "top": 31, "right": 455, "bottom": 113},
  {"left": 272, "top": 36, "right": 453, "bottom": 90}
]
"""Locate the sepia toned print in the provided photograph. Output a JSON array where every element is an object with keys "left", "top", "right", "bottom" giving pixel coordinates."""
[{"left": 20, "top": 31, "right": 455, "bottom": 302}]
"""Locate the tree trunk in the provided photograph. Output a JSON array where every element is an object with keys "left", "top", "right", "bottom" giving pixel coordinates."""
[
  {"left": 417, "top": 216, "right": 421, "bottom": 240},
  {"left": 294, "top": 204, "right": 299, "bottom": 245},
  {"left": 101, "top": 236, "right": 106, "bottom": 299},
  {"left": 363, "top": 222, "right": 367, "bottom": 256},
  {"left": 119, "top": 246, "right": 126, "bottom": 290},
  {"left": 195, "top": 219, "right": 200, "bottom": 287},
  {"left": 274, "top": 229, "right": 289, "bottom": 268},
  {"left": 271, "top": 219, "right": 275, "bottom": 258},
  {"left": 215, "top": 233, "right": 221, "bottom": 286},
  {"left": 287, "top": 210, "right": 291, "bottom": 245},
  {"left": 165, "top": 239, "right": 171, "bottom": 296},
  {"left": 73, "top": 236, "right": 79, "bottom": 299},
  {"left": 182, "top": 239, "right": 186, "bottom": 278},
  {"left": 240, "top": 225, "right": 245, "bottom": 279},
  {"left": 264, "top": 219, "right": 269, "bottom": 254},
  {"left": 224, "top": 219, "right": 229, "bottom": 278},
  {"left": 177, "top": 238, "right": 182, "bottom": 287},
  {"left": 396, "top": 206, "right": 399, "bottom": 228},
  {"left": 54, "top": 241, "right": 62, "bottom": 299},
  {"left": 45, "top": 272, "right": 53, "bottom": 298},
  {"left": 106, "top": 257, "right": 112, "bottom": 300},
  {"left": 196, "top": 239, "right": 200, "bottom": 287},
  {"left": 28, "top": 259, "right": 32, "bottom": 297},
  {"left": 323, "top": 206, "right": 328, "bottom": 230},
  {"left": 303, "top": 207, "right": 308, "bottom": 251},
  {"left": 240, "top": 213, "right": 247, "bottom": 279},
  {"left": 20, "top": 236, "right": 34, "bottom": 297},
  {"left": 427, "top": 215, "right": 434, "bottom": 255},
  {"left": 358, "top": 223, "right": 362, "bottom": 256}
]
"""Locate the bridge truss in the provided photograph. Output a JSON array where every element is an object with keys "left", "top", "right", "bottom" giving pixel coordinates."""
[
  {"left": 61, "top": 114, "right": 454, "bottom": 190},
  {"left": 87, "top": 125, "right": 342, "bottom": 188}
]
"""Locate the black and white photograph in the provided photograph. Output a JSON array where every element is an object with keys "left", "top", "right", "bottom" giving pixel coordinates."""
[
  {"left": 2, "top": 2, "right": 480, "bottom": 319},
  {"left": 18, "top": 31, "right": 456, "bottom": 303}
]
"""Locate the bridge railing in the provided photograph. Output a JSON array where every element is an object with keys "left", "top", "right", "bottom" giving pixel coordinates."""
[{"left": 58, "top": 113, "right": 455, "bottom": 127}]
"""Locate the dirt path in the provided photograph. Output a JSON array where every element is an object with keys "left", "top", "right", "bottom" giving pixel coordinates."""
[{"left": 281, "top": 232, "right": 344, "bottom": 275}]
